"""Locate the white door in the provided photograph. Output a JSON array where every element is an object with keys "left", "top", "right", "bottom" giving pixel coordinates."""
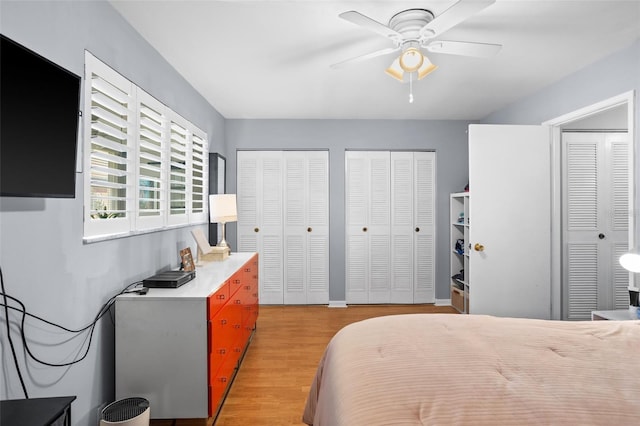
[
  {"left": 345, "top": 151, "right": 391, "bottom": 303},
  {"left": 284, "top": 151, "right": 329, "bottom": 304},
  {"left": 390, "top": 152, "right": 415, "bottom": 303},
  {"left": 562, "top": 132, "right": 629, "bottom": 319},
  {"left": 390, "top": 152, "right": 436, "bottom": 303},
  {"left": 468, "top": 125, "right": 551, "bottom": 319},
  {"left": 237, "top": 151, "right": 284, "bottom": 304},
  {"left": 413, "top": 152, "right": 436, "bottom": 303}
]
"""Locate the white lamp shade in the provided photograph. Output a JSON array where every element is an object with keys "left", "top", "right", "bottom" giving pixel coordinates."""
[
  {"left": 620, "top": 251, "right": 640, "bottom": 273},
  {"left": 385, "top": 51, "right": 437, "bottom": 82},
  {"left": 209, "top": 194, "right": 237, "bottom": 223}
]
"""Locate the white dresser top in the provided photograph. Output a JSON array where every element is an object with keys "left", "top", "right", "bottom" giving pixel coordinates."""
[{"left": 118, "top": 252, "right": 256, "bottom": 300}]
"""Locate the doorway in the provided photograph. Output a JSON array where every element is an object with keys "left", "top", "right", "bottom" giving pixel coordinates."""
[{"left": 545, "top": 91, "right": 636, "bottom": 320}]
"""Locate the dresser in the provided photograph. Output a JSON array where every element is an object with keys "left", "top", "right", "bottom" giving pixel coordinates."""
[{"left": 115, "top": 252, "right": 258, "bottom": 420}]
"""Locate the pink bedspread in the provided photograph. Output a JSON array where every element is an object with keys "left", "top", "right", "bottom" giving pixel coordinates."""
[{"left": 303, "top": 314, "right": 640, "bottom": 425}]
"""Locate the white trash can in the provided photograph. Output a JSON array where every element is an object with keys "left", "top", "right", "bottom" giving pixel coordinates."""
[{"left": 99, "top": 397, "right": 150, "bottom": 426}]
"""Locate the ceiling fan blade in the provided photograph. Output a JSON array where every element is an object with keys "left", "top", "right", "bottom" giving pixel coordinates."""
[
  {"left": 420, "top": 0, "right": 496, "bottom": 38},
  {"left": 339, "top": 11, "right": 402, "bottom": 41},
  {"left": 331, "top": 46, "right": 400, "bottom": 69},
  {"left": 425, "top": 40, "right": 502, "bottom": 57}
]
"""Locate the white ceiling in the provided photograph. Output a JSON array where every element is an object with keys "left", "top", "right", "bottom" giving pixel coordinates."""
[{"left": 109, "top": 0, "right": 640, "bottom": 120}]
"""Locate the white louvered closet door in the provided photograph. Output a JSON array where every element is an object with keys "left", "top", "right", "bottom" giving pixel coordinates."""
[
  {"left": 562, "top": 132, "right": 629, "bottom": 320},
  {"left": 412, "top": 152, "right": 436, "bottom": 303},
  {"left": 346, "top": 151, "right": 391, "bottom": 303},
  {"left": 283, "top": 151, "right": 329, "bottom": 304},
  {"left": 346, "top": 151, "right": 435, "bottom": 304},
  {"left": 237, "top": 151, "right": 284, "bottom": 304},
  {"left": 390, "top": 152, "right": 415, "bottom": 303},
  {"left": 389, "top": 152, "right": 435, "bottom": 303}
]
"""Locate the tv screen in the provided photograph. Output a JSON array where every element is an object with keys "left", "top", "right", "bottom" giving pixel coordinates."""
[{"left": 1, "top": 34, "right": 81, "bottom": 198}]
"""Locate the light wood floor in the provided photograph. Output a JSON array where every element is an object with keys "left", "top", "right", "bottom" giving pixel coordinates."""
[{"left": 152, "top": 304, "right": 458, "bottom": 426}]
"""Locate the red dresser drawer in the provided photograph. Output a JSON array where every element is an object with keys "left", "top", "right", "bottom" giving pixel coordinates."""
[{"left": 208, "top": 281, "right": 230, "bottom": 318}]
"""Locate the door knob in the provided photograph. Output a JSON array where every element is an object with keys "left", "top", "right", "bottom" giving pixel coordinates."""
[
  {"left": 307, "top": 227, "right": 312, "bottom": 232},
  {"left": 598, "top": 233, "right": 605, "bottom": 240},
  {"left": 363, "top": 227, "right": 368, "bottom": 232},
  {"left": 474, "top": 243, "right": 485, "bottom": 252},
  {"left": 415, "top": 227, "right": 420, "bottom": 232},
  {"left": 254, "top": 227, "right": 259, "bottom": 233}
]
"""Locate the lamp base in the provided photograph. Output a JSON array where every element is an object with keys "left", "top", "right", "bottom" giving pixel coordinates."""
[
  {"left": 217, "top": 240, "right": 231, "bottom": 255},
  {"left": 197, "top": 246, "right": 229, "bottom": 262}
]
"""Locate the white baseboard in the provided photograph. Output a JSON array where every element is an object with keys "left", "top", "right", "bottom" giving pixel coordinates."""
[{"left": 328, "top": 300, "right": 453, "bottom": 308}]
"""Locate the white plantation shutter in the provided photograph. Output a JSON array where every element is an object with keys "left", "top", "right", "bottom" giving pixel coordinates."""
[
  {"left": 190, "top": 131, "right": 208, "bottom": 223},
  {"left": 83, "top": 52, "right": 208, "bottom": 240},
  {"left": 168, "top": 116, "right": 188, "bottom": 223},
  {"left": 136, "top": 90, "right": 166, "bottom": 230},
  {"left": 84, "top": 53, "right": 135, "bottom": 238}
]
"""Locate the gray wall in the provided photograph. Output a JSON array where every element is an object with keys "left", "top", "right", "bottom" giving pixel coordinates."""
[
  {"left": 482, "top": 39, "right": 639, "bottom": 128},
  {"left": 224, "top": 120, "right": 471, "bottom": 301},
  {"left": 0, "top": 1, "right": 225, "bottom": 424}
]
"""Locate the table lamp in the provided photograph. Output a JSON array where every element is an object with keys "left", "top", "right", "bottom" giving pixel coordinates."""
[{"left": 209, "top": 194, "right": 237, "bottom": 252}]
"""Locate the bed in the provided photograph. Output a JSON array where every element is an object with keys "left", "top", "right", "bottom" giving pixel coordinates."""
[{"left": 303, "top": 314, "right": 640, "bottom": 425}]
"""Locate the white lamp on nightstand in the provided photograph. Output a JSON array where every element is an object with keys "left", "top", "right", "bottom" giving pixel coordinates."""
[
  {"left": 619, "top": 247, "right": 640, "bottom": 318},
  {"left": 209, "top": 194, "right": 237, "bottom": 252},
  {"left": 620, "top": 250, "right": 640, "bottom": 273}
]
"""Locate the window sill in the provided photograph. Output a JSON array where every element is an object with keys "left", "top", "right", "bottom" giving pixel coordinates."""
[{"left": 83, "top": 221, "right": 207, "bottom": 244}]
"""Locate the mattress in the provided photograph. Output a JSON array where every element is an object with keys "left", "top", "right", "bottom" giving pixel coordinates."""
[{"left": 303, "top": 314, "right": 640, "bottom": 425}]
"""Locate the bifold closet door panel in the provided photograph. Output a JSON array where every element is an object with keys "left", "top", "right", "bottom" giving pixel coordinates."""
[
  {"left": 237, "top": 151, "right": 284, "bottom": 304},
  {"left": 346, "top": 151, "right": 391, "bottom": 303},
  {"left": 284, "top": 151, "right": 329, "bottom": 304}
]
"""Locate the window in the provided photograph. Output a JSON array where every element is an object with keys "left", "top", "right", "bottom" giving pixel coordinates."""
[{"left": 83, "top": 52, "right": 208, "bottom": 241}]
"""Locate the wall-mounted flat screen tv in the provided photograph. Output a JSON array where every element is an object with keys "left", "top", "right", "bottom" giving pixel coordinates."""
[{"left": 1, "top": 34, "right": 81, "bottom": 198}]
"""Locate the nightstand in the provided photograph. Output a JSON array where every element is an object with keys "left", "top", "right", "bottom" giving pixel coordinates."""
[{"left": 591, "top": 309, "right": 637, "bottom": 320}]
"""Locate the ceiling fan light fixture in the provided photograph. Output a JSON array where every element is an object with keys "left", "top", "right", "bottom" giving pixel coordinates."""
[
  {"left": 417, "top": 57, "right": 438, "bottom": 80},
  {"left": 399, "top": 47, "right": 424, "bottom": 72},
  {"left": 385, "top": 49, "right": 437, "bottom": 82},
  {"left": 385, "top": 57, "right": 404, "bottom": 82}
]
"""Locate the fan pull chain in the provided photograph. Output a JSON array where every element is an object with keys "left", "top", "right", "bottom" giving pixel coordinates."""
[{"left": 409, "top": 72, "right": 414, "bottom": 103}]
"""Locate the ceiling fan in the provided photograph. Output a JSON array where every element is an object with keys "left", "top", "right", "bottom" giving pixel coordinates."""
[{"left": 332, "top": 0, "right": 502, "bottom": 88}]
